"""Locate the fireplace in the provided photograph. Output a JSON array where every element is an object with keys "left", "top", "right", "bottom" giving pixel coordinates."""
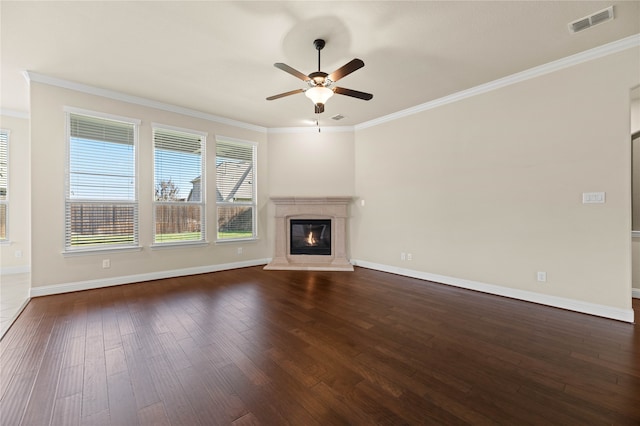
[
  {"left": 290, "top": 219, "right": 331, "bottom": 256},
  {"left": 264, "top": 197, "right": 353, "bottom": 271}
]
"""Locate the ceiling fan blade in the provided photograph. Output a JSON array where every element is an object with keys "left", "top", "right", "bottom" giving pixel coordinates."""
[
  {"left": 274, "top": 63, "right": 310, "bottom": 81},
  {"left": 266, "top": 88, "right": 304, "bottom": 101},
  {"left": 327, "top": 59, "right": 365, "bottom": 82},
  {"left": 333, "top": 86, "right": 373, "bottom": 101}
]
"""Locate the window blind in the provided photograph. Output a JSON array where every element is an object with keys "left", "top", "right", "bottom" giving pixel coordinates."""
[
  {"left": 216, "top": 139, "right": 256, "bottom": 240},
  {"left": 153, "top": 126, "right": 205, "bottom": 243},
  {"left": 69, "top": 114, "right": 135, "bottom": 145},
  {"left": 66, "top": 112, "right": 138, "bottom": 250}
]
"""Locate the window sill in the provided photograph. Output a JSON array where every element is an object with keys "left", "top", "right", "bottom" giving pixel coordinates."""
[
  {"left": 633, "top": 231, "right": 640, "bottom": 239},
  {"left": 215, "top": 237, "right": 259, "bottom": 244},
  {"left": 62, "top": 246, "right": 143, "bottom": 257},
  {"left": 150, "top": 241, "right": 210, "bottom": 250}
]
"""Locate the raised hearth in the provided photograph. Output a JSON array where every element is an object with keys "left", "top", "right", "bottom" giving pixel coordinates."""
[{"left": 264, "top": 196, "right": 353, "bottom": 271}]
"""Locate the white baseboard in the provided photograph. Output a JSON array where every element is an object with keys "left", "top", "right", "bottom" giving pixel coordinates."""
[
  {"left": 633, "top": 288, "right": 640, "bottom": 299},
  {"left": 22, "top": 258, "right": 639, "bottom": 322},
  {"left": 351, "top": 259, "right": 635, "bottom": 323},
  {"left": 30, "top": 258, "right": 271, "bottom": 298},
  {"left": 0, "top": 265, "right": 31, "bottom": 275}
]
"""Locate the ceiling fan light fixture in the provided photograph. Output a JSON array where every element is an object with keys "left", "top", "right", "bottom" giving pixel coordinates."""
[{"left": 305, "top": 86, "right": 334, "bottom": 106}]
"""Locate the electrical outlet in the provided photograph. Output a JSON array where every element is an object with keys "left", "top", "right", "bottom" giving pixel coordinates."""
[
  {"left": 102, "top": 259, "right": 111, "bottom": 269},
  {"left": 237, "top": 247, "right": 243, "bottom": 255},
  {"left": 401, "top": 252, "right": 406, "bottom": 261},
  {"left": 407, "top": 253, "right": 412, "bottom": 261},
  {"left": 537, "top": 271, "right": 547, "bottom": 282},
  {"left": 14, "top": 250, "right": 22, "bottom": 258}
]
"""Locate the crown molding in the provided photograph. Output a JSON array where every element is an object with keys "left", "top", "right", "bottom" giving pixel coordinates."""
[
  {"left": 23, "top": 71, "right": 267, "bottom": 134},
  {"left": 355, "top": 33, "right": 640, "bottom": 131},
  {"left": 20, "top": 34, "right": 639, "bottom": 133}
]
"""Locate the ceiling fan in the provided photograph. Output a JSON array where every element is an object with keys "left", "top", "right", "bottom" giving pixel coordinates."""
[{"left": 266, "top": 39, "right": 373, "bottom": 114}]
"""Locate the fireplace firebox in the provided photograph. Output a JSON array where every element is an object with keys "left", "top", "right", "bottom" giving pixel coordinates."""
[{"left": 290, "top": 219, "right": 331, "bottom": 256}]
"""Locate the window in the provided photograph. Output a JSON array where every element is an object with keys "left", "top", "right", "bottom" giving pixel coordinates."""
[
  {"left": 216, "top": 137, "right": 257, "bottom": 240},
  {"left": 0, "top": 130, "right": 8, "bottom": 242},
  {"left": 153, "top": 125, "right": 206, "bottom": 244},
  {"left": 65, "top": 110, "right": 139, "bottom": 251}
]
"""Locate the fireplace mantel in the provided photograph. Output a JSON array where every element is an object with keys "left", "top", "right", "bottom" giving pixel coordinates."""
[
  {"left": 264, "top": 196, "right": 354, "bottom": 271},
  {"left": 269, "top": 196, "right": 353, "bottom": 205}
]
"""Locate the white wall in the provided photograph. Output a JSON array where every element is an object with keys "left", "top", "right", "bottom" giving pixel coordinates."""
[
  {"left": 352, "top": 48, "right": 639, "bottom": 314},
  {"left": 0, "top": 114, "right": 30, "bottom": 274},
  {"left": 632, "top": 95, "right": 640, "bottom": 293},
  {"left": 29, "top": 83, "right": 270, "bottom": 291}
]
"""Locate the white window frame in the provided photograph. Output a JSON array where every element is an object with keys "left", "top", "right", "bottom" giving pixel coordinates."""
[
  {"left": 152, "top": 123, "right": 207, "bottom": 247},
  {"left": 0, "top": 129, "right": 9, "bottom": 243},
  {"left": 215, "top": 136, "right": 258, "bottom": 242},
  {"left": 64, "top": 107, "right": 141, "bottom": 254}
]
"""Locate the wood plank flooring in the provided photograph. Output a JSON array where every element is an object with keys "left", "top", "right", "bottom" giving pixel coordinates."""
[{"left": 1, "top": 266, "right": 639, "bottom": 425}]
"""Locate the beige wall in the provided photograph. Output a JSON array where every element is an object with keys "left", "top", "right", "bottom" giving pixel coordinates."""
[
  {"left": 267, "top": 130, "right": 355, "bottom": 197},
  {"left": 353, "top": 48, "right": 639, "bottom": 310},
  {"left": 29, "top": 83, "right": 270, "bottom": 289},
  {"left": 24, "top": 45, "right": 640, "bottom": 309},
  {"left": 0, "top": 114, "right": 30, "bottom": 272},
  {"left": 632, "top": 96, "right": 640, "bottom": 131}
]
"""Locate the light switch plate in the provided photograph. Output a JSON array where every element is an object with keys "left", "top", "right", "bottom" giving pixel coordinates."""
[{"left": 582, "top": 192, "right": 605, "bottom": 204}]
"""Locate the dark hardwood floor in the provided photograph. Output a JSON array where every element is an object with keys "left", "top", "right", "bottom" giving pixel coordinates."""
[{"left": 1, "top": 266, "right": 639, "bottom": 425}]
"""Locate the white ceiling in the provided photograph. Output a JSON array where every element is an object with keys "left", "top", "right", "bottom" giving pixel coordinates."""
[{"left": 2, "top": 1, "right": 639, "bottom": 129}]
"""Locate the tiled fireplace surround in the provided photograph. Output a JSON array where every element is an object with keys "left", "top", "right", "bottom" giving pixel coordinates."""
[{"left": 264, "top": 197, "right": 354, "bottom": 271}]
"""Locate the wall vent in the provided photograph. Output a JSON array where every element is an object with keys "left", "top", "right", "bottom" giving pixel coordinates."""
[{"left": 569, "top": 6, "right": 614, "bottom": 33}]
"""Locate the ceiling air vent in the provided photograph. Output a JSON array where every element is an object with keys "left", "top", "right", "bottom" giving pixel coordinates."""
[
  {"left": 331, "top": 114, "right": 345, "bottom": 121},
  {"left": 569, "top": 6, "right": 614, "bottom": 33}
]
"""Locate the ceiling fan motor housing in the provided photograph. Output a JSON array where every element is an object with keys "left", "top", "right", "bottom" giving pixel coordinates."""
[{"left": 308, "top": 71, "right": 329, "bottom": 86}]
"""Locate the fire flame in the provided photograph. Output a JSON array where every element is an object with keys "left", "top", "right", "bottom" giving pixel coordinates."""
[{"left": 306, "top": 231, "right": 316, "bottom": 246}]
